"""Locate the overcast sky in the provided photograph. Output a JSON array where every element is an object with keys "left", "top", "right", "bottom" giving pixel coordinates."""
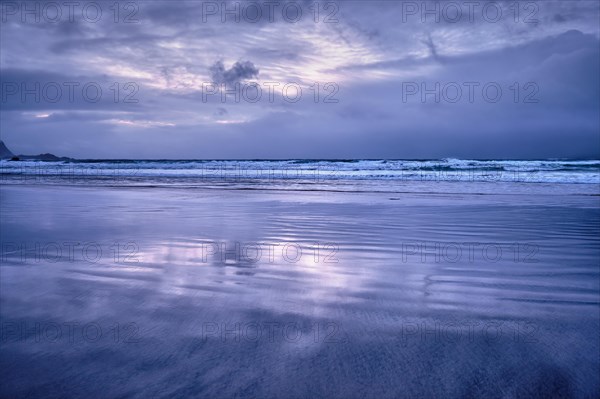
[{"left": 1, "top": 0, "right": 599, "bottom": 159}]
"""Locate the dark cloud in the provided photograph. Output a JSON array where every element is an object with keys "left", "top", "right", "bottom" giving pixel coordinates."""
[
  {"left": 422, "top": 33, "right": 442, "bottom": 63},
  {"left": 209, "top": 60, "right": 259, "bottom": 86}
]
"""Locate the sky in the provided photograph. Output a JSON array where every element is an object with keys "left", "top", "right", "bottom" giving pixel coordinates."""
[{"left": 0, "top": 0, "right": 599, "bottom": 159}]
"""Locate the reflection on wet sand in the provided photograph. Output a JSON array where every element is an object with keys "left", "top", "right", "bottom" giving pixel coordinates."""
[{"left": 1, "top": 185, "right": 599, "bottom": 398}]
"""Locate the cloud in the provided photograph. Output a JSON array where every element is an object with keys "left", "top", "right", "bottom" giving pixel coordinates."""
[
  {"left": 0, "top": 1, "right": 598, "bottom": 158},
  {"left": 421, "top": 33, "right": 441, "bottom": 62},
  {"left": 209, "top": 60, "right": 259, "bottom": 86}
]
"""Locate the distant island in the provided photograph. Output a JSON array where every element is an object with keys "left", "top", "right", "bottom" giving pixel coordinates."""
[{"left": 0, "top": 141, "right": 71, "bottom": 161}]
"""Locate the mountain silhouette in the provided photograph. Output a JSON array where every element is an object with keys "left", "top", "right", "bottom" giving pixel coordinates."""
[{"left": 0, "top": 141, "right": 71, "bottom": 161}]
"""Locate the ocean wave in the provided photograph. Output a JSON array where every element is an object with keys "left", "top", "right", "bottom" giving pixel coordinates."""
[{"left": 1, "top": 159, "right": 598, "bottom": 185}]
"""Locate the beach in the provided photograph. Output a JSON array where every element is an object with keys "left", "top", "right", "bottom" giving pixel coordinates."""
[
  {"left": 1, "top": 0, "right": 599, "bottom": 396},
  {"left": 1, "top": 167, "right": 599, "bottom": 398}
]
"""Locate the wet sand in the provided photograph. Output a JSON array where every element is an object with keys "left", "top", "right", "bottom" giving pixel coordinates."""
[{"left": 1, "top": 184, "right": 599, "bottom": 398}]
